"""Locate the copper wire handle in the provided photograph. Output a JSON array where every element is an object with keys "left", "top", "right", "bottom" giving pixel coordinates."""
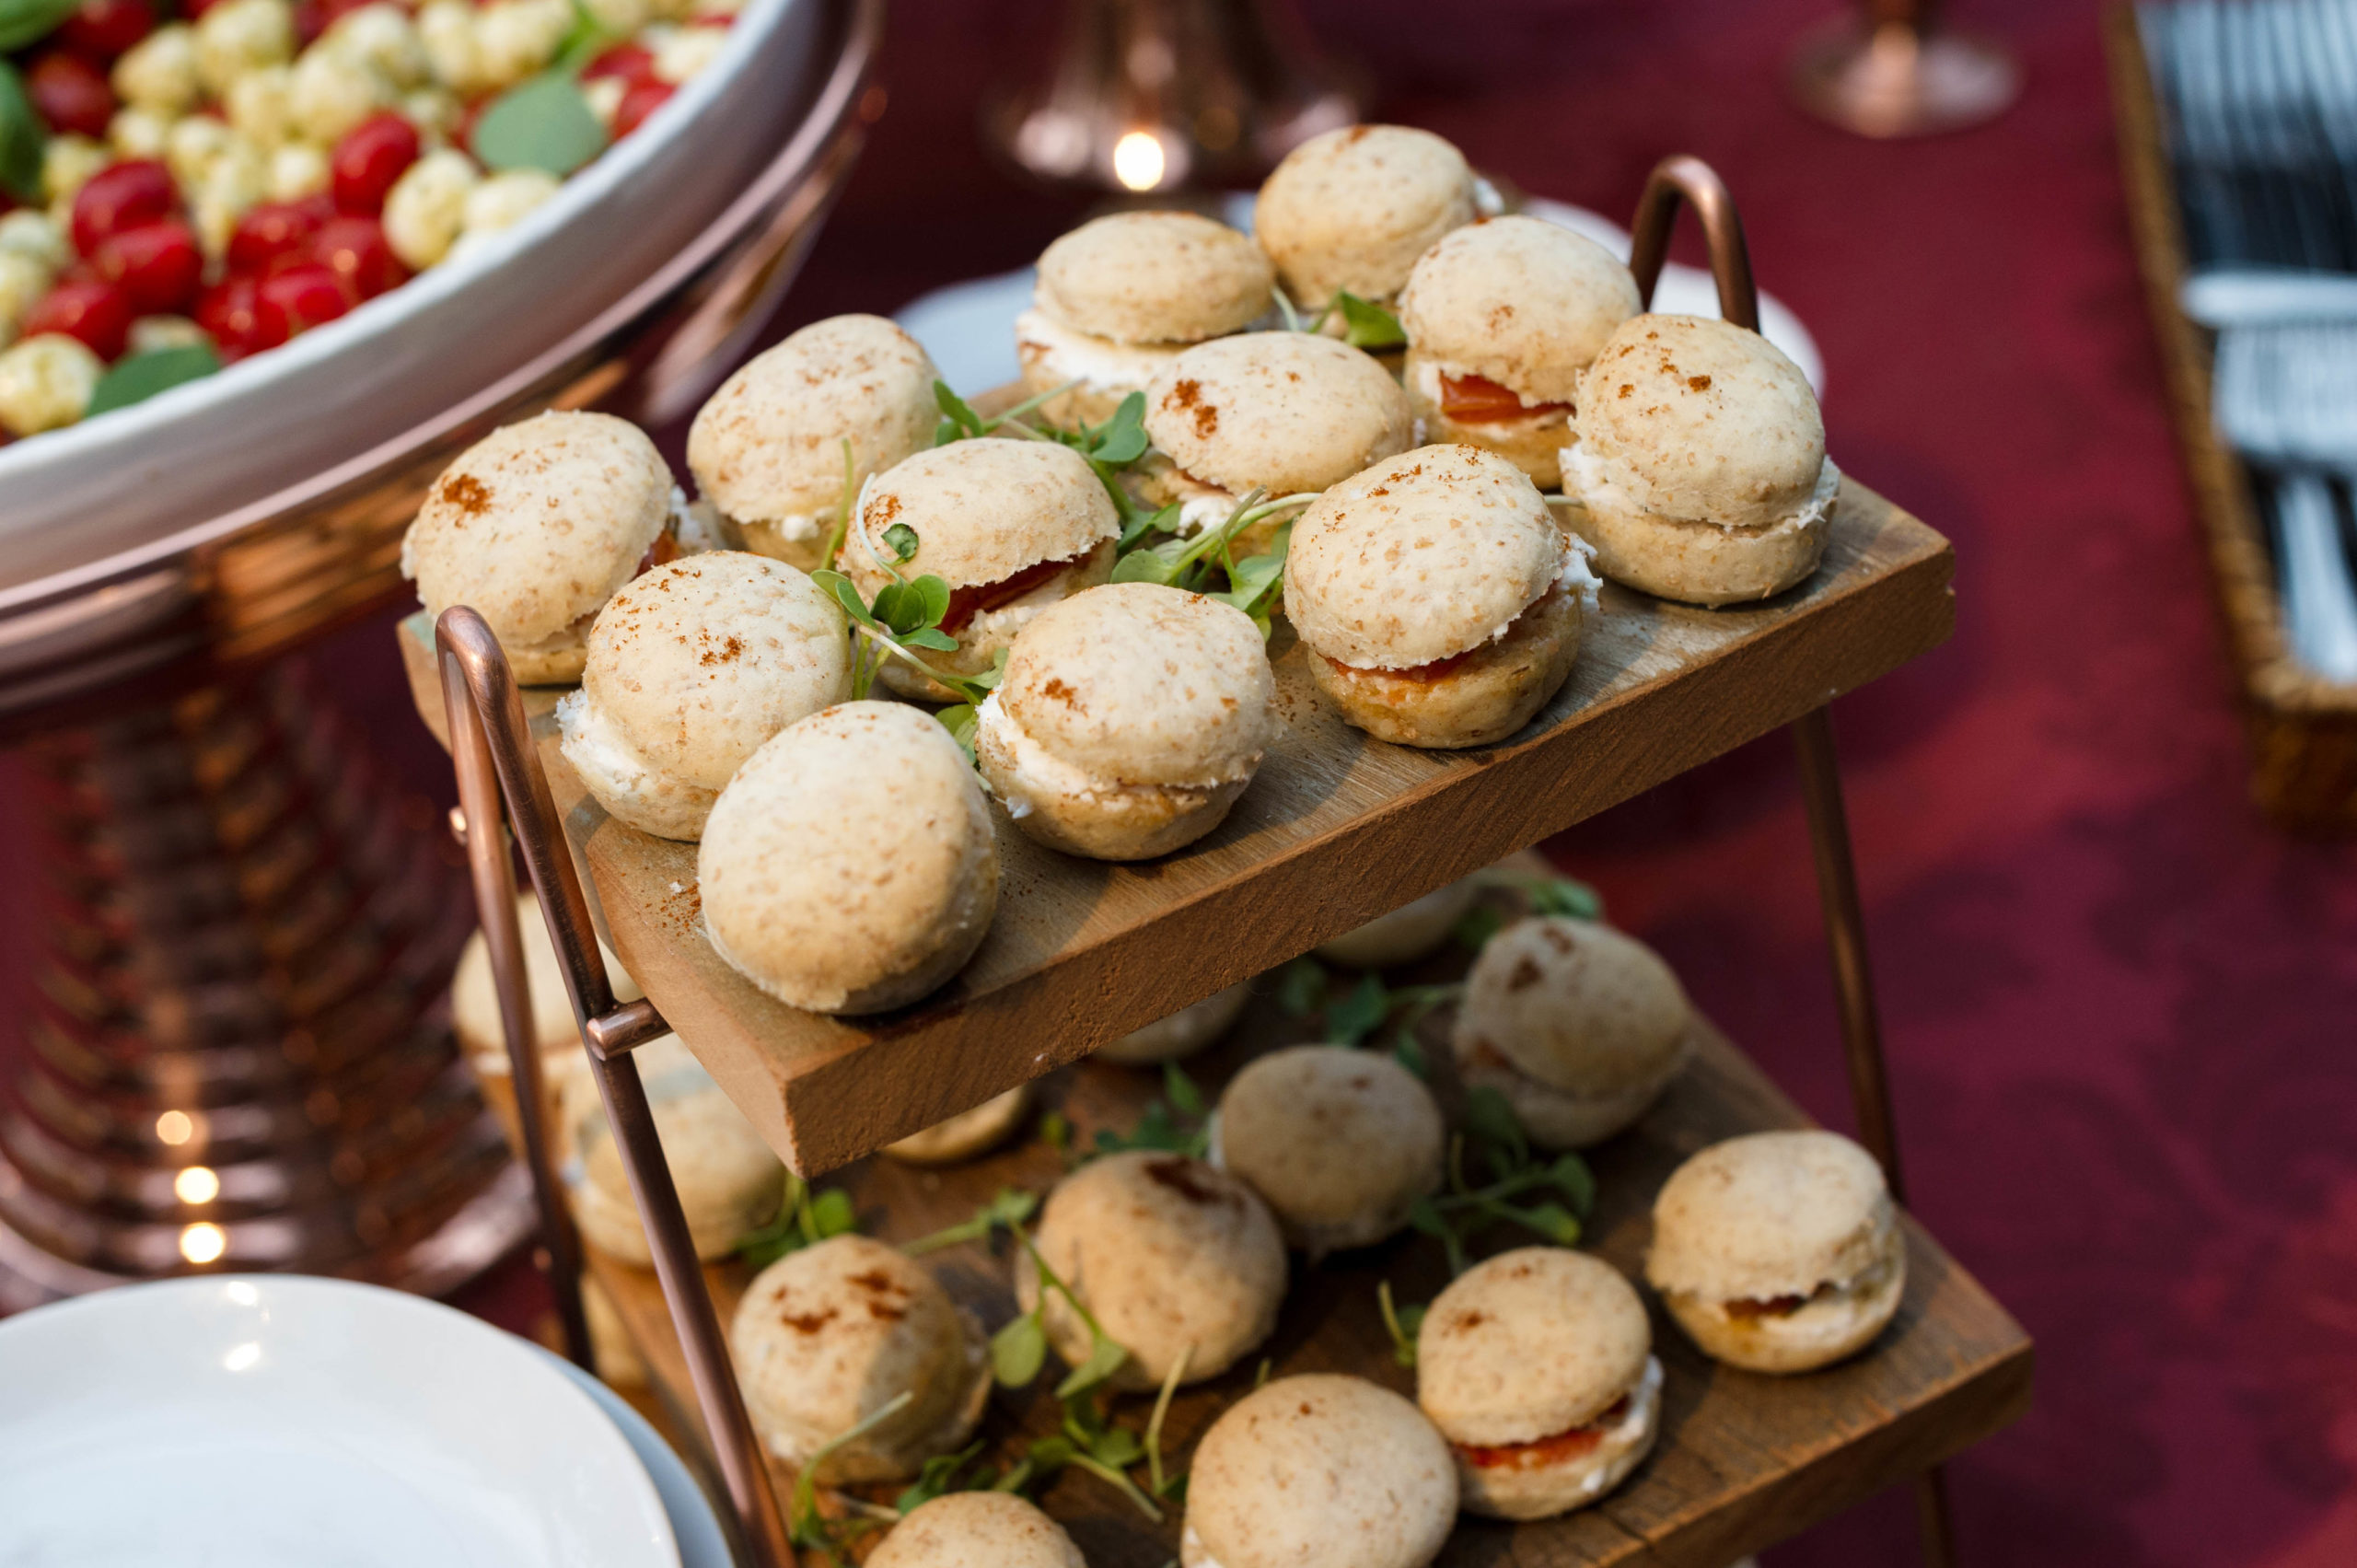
[
  {"left": 1626, "top": 154, "right": 1761, "bottom": 331},
  {"left": 435, "top": 607, "right": 795, "bottom": 1568}
]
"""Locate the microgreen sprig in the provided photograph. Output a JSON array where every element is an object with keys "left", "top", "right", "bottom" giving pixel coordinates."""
[
  {"left": 934, "top": 382, "right": 1167, "bottom": 543},
  {"left": 1407, "top": 1087, "right": 1597, "bottom": 1275},
  {"left": 1273, "top": 957, "right": 1462, "bottom": 1078},
  {"left": 786, "top": 1390, "right": 914, "bottom": 1564},
  {"left": 1110, "top": 486, "right": 1318, "bottom": 599},
  {"left": 900, "top": 1187, "right": 1039, "bottom": 1257},
  {"left": 1274, "top": 284, "right": 1407, "bottom": 350},
  {"left": 1455, "top": 869, "right": 1605, "bottom": 948},
  {"left": 1377, "top": 1280, "right": 1426, "bottom": 1368},
  {"left": 737, "top": 1171, "right": 858, "bottom": 1271},
  {"left": 1091, "top": 1062, "right": 1213, "bottom": 1159}
]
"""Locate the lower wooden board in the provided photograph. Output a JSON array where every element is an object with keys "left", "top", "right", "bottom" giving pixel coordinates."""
[{"left": 581, "top": 961, "right": 2031, "bottom": 1568}]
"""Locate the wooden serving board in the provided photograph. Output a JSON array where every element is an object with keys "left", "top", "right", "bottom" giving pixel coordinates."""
[
  {"left": 578, "top": 956, "right": 2030, "bottom": 1568},
  {"left": 400, "top": 476, "right": 1954, "bottom": 1175}
]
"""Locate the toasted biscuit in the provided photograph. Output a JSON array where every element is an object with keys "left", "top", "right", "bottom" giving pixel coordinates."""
[
  {"left": 1036, "top": 210, "right": 1273, "bottom": 344},
  {"left": 567, "top": 1037, "right": 783, "bottom": 1265},
  {"left": 1095, "top": 981, "right": 1251, "bottom": 1065},
  {"left": 1256, "top": 124, "right": 1480, "bottom": 308},
  {"left": 1213, "top": 1046, "right": 1444, "bottom": 1254},
  {"left": 883, "top": 1084, "right": 1033, "bottom": 1166},
  {"left": 1143, "top": 332, "right": 1412, "bottom": 503},
  {"left": 1314, "top": 877, "right": 1479, "bottom": 967},
  {"left": 871, "top": 1493, "right": 1086, "bottom": 1568},
  {"left": 1398, "top": 216, "right": 1641, "bottom": 407}
]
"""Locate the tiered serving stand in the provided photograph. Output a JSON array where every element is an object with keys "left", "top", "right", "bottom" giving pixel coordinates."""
[{"left": 412, "top": 160, "right": 2031, "bottom": 1567}]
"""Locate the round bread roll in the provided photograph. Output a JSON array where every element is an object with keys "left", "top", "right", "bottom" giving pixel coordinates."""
[
  {"left": 1286, "top": 445, "right": 1596, "bottom": 749},
  {"left": 1181, "top": 1374, "right": 1457, "bottom": 1568},
  {"left": 1018, "top": 1150, "right": 1285, "bottom": 1390},
  {"left": 731, "top": 1234, "right": 991, "bottom": 1483},
  {"left": 842, "top": 439, "right": 1120, "bottom": 702},
  {"left": 686, "top": 314, "right": 940, "bottom": 571},
  {"left": 1562, "top": 314, "right": 1839, "bottom": 605},
  {"left": 401, "top": 411, "right": 675, "bottom": 684},
  {"left": 1451, "top": 916, "right": 1691, "bottom": 1148},
  {"left": 976, "top": 584, "right": 1275, "bottom": 861},
  {"left": 1398, "top": 215, "right": 1642, "bottom": 488},
  {"left": 1212, "top": 1046, "right": 1444, "bottom": 1255},
  {"left": 1314, "top": 877, "right": 1480, "bottom": 968},
  {"left": 581, "top": 1275, "right": 646, "bottom": 1388},
  {"left": 1416, "top": 1248, "right": 1662, "bottom": 1518},
  {"left": 870, "top": 1493, "right": 1086, "bottom": 1568},
  {"left": 565, "top": 1036, "right": 783, "bottom": 1265},
  {"left": 699, "top": 703, "right": 999, "bottom": 1015},
  {"left": 449, "top": 889, "right": 643, "bottom": 1074},
  {"left": 884, "top": 1084, "right": 1033, "bottom": 1167},
  {"left": 1256, "top": 124, "right": 1482, "bottom": 308},
  {"left": 555, "top": 553, "right": 852, "bottom": 841},
  {"left": 1095, "top": 980, "right": 1251, "bottom": 1065},
  {"left": 1137, "top": 333, "right": 1412, "bottom": 548},
  {"left": 1645, "top": 1130, "right": 1906, "bottom": 1374}
]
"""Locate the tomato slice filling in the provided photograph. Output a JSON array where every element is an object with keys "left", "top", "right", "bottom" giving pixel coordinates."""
[
  {"left": 941, "top": 551, "right": 1086, "bottom": 633},
  {"left": 1457, "top": 1395, "right": 1630, "bottom": 1470},
  {"left": 1439, "top": 372, "right": 1571, "bottom": 424},
  {"left": 1320, "top": 588, "right": 1559, "bottom": 684},
  {"left": 1725, "top": 1283, "right": 1833, "bottom": 1320},
  {"left": 633, "top": 528, "right": 682, "bottom": 577}
]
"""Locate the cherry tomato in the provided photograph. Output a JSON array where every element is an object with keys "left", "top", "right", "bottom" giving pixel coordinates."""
[
  {"left": 253, "top": 264, "right": 353, "bottom": 346},
  {"left": 581, "top": 42, "right": 657, "bottom": 87},
  {"left": 194, "top": 274, "right": 266, "bottom": 360},
  {"left": 26, "top": 52, "right": 116, "bottom": 140},
  {"left": 226, "top": 198, "right": 331, "bottom": 275},
  {"left": 292, "top": 0, "right": 326, "bottom": 43},
  {"left": 23, "top": 278, "right": 133, "bottom": 360},
  {"left": 69, "top": 160, "right": 177, "bottom": 259},
  {"left": 613, "top": 80, "right": 674, "bottom": 139},
  {"left": 311, "top": 214, "right": 406, "bottom": 299},
  {"left": 93, "top": 219, "right": 201, "bottom": 313},
  {"left": 330, "top": 112, "right": 421, "bottom": 215},
  {"left": 56, "top": 0, "right": 156, "bottom": 61},
  {"left": 453, "top": 96, "right": 488, "bottom": 156},
  {"left": 180, "top": 0, "right": 226, "bottom": 17}
]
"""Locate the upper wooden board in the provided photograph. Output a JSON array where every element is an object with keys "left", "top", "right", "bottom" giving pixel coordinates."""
[{"left": 401, "top": 478, "right": 1953, "bottom": 1173}]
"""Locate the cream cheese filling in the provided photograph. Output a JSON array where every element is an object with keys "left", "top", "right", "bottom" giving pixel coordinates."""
[
  {"left": 1700, "top": 1247, "right": 1898, "bottom": 1327},
  {"left": 555, "top": 688, "right": 700, "bottom": 807},
  {"left": 1564, "top": 439, "right": 1841, "bottom": 538},
  {"left": 1016, "top": 307, "right": 1189, "bottom": 390},
  {"left": 977, "top": 689, "right": 1247, "bottom": 820}
]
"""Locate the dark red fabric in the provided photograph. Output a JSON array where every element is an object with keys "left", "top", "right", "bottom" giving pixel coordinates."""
[{"left": 6, "top": 2, "right": 2355, "bottom": 1563}]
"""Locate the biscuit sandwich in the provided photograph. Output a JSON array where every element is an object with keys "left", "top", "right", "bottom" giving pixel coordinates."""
[
  {"left": 1285, "top": 444, "right": 1599, "bottom": 749},
  {"left": 731, "top": 1234, "right": 991, "bottom": 1483},
  {"left": 1255, "top": 123, "right": 1492, "bottom": 312},
  {"left": 687, "top": 314, "right": 942, "bottom": 571},
  {"left": 883, "top": 1084, "right": 1033, "bottom": 1167},
  {"left": 870, "top": 1493, "right": 1085, "bottom": 1568},
  {"left": 556, "top": 553, "right": 852, "bottom": 841},
  {"left": 976, "top": 583, "right": 1275, "bottom": 861},
  {"left": 1450, "top": 915, "right": 1691, "bottom": 1148},
  {"left": 1397, "top": 215, "right": 1641, "bottom": 487},
  {"left": 563, "top": 1035, "right": 783, "bottom": 1266},
  {"left": 1562, "top": 313, "right": 1839, "bottom": 605},
  {"left": 1017, "top": 210, "right": 1274, "bottom": 429},
  {"left": 1095, "top": 980, "right": 1251, "bottom": 1065},
  {"left": 448, "top": 888, "right": 642, "bottom": 1144},
  {"left": 842, "top": 439, "right": 1120, "bottom": 702},
  {"left": 1416, "top": 1247, "right": 1662, "bottom": 1519},
  {"left": 1212, "top": 1045, "right": 1444, "bottom": 1256},
  {"left": 698, "top": 702, "right": 999, "bottom": 1015},
  {"left": 1314, "top": 877, "right": 1480, "bottom": 968},
  {"left": 401, "top": 411, "right": 678, "bottom": 684},
  {"left": 1645, "top": 1130, "right": 1906, "bottom": 1374}
]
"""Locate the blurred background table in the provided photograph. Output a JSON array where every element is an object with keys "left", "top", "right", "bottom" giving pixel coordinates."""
[{"left": 6, "top": 3, "right": 2355, "bottom": 1567}]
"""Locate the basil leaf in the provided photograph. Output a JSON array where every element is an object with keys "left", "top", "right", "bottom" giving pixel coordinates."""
[
  {"left": 471, "top": 73, "right": 609, "bottom": 176},
  {"left": 0, "top": 60, "right": 44, "bottom": 203},
  {"left": 1054, "top": 1333, "right": 1130, "bottom": 1400},
  {"left": 1334, "top": 291, "right": 1406, "bottom": 350},
  {"left": 0, "top": 0, "right": 78, "bottom": 52},
  {"left": 84, "top": 343, "right": 223, "bottom": 418},
  {"left": 992, "top": 1312, "right": 1047, "bottom": 1388},
  {"left": 883, "top": 521, "right": 919, "bottom": 563}
]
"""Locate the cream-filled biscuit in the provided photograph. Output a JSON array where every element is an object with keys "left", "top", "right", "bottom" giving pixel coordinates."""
[
  {"left": 1256, "top": 124, "right": 1484, "bottom": 309},
  {"left": 1212, "top": 1045, "right": 1444, "bottom": 1255}
]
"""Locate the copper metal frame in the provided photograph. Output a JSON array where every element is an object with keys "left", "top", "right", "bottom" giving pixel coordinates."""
[{"left": 439, "top": 154, "right": 1955, "bottom": 1568}]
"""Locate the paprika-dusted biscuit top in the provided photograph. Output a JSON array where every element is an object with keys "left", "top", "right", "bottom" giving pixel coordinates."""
[
  {"left": 401, "top": 410, "right": 673, "bottom": 683},
  {"left": 1143, "top": 332, "right": 1413, "bottom": 505},
  {"left": 869, "top": 1493, "right": 1086, "bottom": 1568},
  {"left": 1399, "top": 215, "right": 1642, "bottom": 407},
  {"left": 1255, "top": 123, "right": 1482, "bottom": 308},
  {"left": 1035, "top": 210, "right": 1274, "bottom": 344},
  {"left": 844, "top": 439, "right": 1120, "bottom": 596},
  {"left": 1212, "top": 1045, "right": 1445, "bottom": 1255}
]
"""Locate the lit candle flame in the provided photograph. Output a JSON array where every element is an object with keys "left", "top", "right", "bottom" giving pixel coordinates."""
[
  {"left": 175, "top": 1167, "right": 219, "bottom": 1204},
  {"left": 180, "top": 1223, "right": 226, "bottom": 1265},
  {"left": 156, "top": 1110, "right": 194, "bottom": 1146},
  {"left": 1113, "top": 130, "right": 1166, "bottom": 192}
]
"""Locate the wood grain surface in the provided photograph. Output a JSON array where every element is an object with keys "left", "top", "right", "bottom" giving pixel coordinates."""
[{"left": 401, "top": 478, "right": 1955, "bottom": 1175}]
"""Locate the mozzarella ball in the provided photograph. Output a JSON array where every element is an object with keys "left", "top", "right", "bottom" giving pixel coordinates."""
[
  {"left": 129, "top": 314, "right": 209, "bottom": 354},
  {"left": 401, "top": 86, "right": 461, "bottom": 140},
  {"left": 165, "top": 113, "right": 238, "bottom": 187},
  {"left": 42, "top": 135, "right": 110, "bottom": 207},
  {"left": 417, "top": 0, "right": 486, "bottom": 94},
  {"left": 192, "top": 141, "right": 270, "bottom": 257},
  {"left": 109, "top": 106, "right": 174, "bottom": 160},
  {"left": 324, "top": 4, "right": 431, "bottom": 89},
  {"left": 0, "top": 254, "right": 52, "bottom": 338},
  {"left": 290, "top": 45, "right": 391, "bottom": 144},
  {"left": 195, "top": 0, "right": 296, "bottom": 99},
  {"left": 269, "top": 140, "right": 331, "bottom": 201},
  {"left": 0, "top": 336, "right": 103, "bottom": 437},
  {"left": 652, "top": 24, "right": 727, "bottom": 83},
  {"left": 583, "top": 0, "right": 651, "bottom": 33},
  {"left": 383, "top": 147, "right": 480, "bottom": 268},
  {"left": 584, "top": 75, "right": 626, "bottom": 128},
  {"left": 114, "top": 25, "right": 203, "bottom": 117},
  {"left": 226, "top": 63, "right": 295, "bottom": 145},
  {"left": 0, "top": 212, "right": 68, "bottom": 272},
  {"left": 462, "top": 168, "right": 559, "bottom": 237},
  {"left": 475, "top": 0, "right": 571, "bottom": 89}
]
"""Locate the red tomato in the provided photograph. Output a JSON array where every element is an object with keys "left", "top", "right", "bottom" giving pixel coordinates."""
[
  {"left": 55, "top": 0, "right": 157, "bottom": 61},
  {"left": 180, "top": 0, "right": 226, "bottom": 17},
  {"left": 292, "top": 0, "right": 326, "bottom": 43},
  {"left": 23, "top": 278, "right": 133, "bottom": 360},
  {"left": 613, "top": 80, "right": 674, "bottom": 138},
  {"left": 252, "top": 264, "right": 353, "bottom": 345},
  {"left": 194, "top": 274, "right": 266, "bottom": 360},
  {"left": 311, "top": 215, "right": 406, "bottom": 299},
  {"left": 330, "top": 112, "right": 422, "bottom": 215},
  {"left": 1436, "top": 371, "right": 1566, "bottom": 423},
  {"left": 69, "top": 160, "right": 177, "bottom": 258},
  {"left": 226, "top": 199, "right": 330, "bottom": 275},
  {"left": 581, "top": 42, "right": 657, "bottom": 86},
  {"left": 92, "top": 219, "right": 201, "bottom": 313},
  {"left": 26, "top": 52, "right": 116, "bottom": 140}
]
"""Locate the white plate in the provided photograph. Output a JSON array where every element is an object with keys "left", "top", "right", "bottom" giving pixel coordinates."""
[
  {"left": 543, "top": 1352, "right": 731, "bottom": 1568},
  {"left": 0, "top": 1275, "right": 678, "bottom": 1568}
]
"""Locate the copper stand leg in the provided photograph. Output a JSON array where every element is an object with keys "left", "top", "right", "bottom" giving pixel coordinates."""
[{"left": 436, "top": 608, "right": 793, "bottom": 1568}]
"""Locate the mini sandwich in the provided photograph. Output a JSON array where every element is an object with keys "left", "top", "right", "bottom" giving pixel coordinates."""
[
  {"left": 1017, "top": 210, "right": 1274, "bottom": 429},
  {"left": 556, "top": 554, "right": 852, "bottom": 842},
  {"left": 448, "top": 888, "right": 641, "bottom": 1100},
  {"left": 564, "top": 1036, "right": 783, "bottom": 1265},
  {"left": 1562, "top": 314, "right": 1840, "bottom": 606},
  {"left": 1398, "top": 215, "right": 1641, "bottom": 488},
  {"left": 1212, "top": 1045, "right": 1443, "bottom": 1256},
  {"left": 1019, "top": 1149, "right": 1285, "bottom": 1390},
  {"left": 1181, "top": 1374, "right": 1457, "bottom": 1568},
  {"left": 976, "top": 583, "right": 1275, "bottom": 861},
  {"left": 1094, "top": 980, "right": 1251, "bottom": 1065},
  {"left": 686, "top": 314, "right": 941, "bottom": 571},
  {"left": 842, "top": 439, "right": 1120, "bottom": 703},
  {"left": 871, "top": 1493, "right": 1085, "bottom": 1568},
  {"left": 1451, "top": 916, "right": 1691, "bottom": 1149},
  {"left": 1314, "top": 877, "right": 1479, "bottom": 968},
  {"left": 1255, "top": 123, "right": 1492, "bottom": 312},
  {"left": 401, "top": 411, "right": 678, "bottom": 684},
  {"left": 883, "top": 1084, "right": 1033, "bottom": 1167},
  {"left": 1645, "top": 1130, "right": 1906, "bottom": 1374},
  {"left": 731, "top": 1234, "right": 991, "bottom": 1483},
  {"left": 1416, "top": 1248, "right": 1662, "bottom": 1519},
  {"left": 1138, "top": 332, "right": 1412, "bottom": 551},
  {"left": 699, "top": 703, "right": 999, "bottom": 1015},
  {"left": 1285, "top": 445, "right": 1598, "bottom": 749}
]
